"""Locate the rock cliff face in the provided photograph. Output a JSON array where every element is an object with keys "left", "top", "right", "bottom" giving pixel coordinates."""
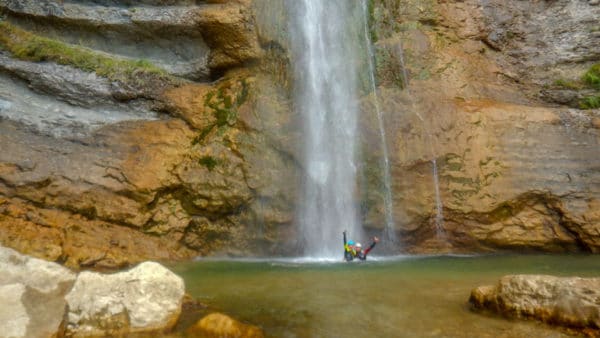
[
  {"left": 0, "top": 0, "right": 598, "bottom": 264},
  {"left": 0, "top": 0, "right": 298, "bottom": 268},
  {"left": 362, "top": 0, "right": 600, "bottom": 253}
]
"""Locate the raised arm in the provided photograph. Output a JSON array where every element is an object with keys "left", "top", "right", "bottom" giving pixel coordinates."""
[
  {"left": 364, "top": 237, "right": 379, "bottom": 255},
  {"left": 343, "top": 230, "right": 347, "bottom": 245}
]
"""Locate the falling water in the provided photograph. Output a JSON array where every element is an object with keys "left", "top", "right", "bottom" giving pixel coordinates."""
[
  {"left": 287, "top": 1, "right": 364, "bottom": 257},
  {"left": 431, "top": 158, "right": 445, "bottom": 234},
  {"left": 360, "top": 0, "right": 396, "bottom": 242},
  {"left": 395, "top": 44, "right": 445, "bottom": 236}
]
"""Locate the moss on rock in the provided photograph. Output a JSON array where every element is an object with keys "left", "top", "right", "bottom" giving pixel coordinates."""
[
  {"left": 0, "top": 21, "right": 175, "bottom": 87},
  {"left": 579, "top": 95, "right": 600, "bottom": 109},
  {"left": 583, "top": 63, "right": 600, "bottom": 89},
  {"left": 191, "top": 76, "right": 250, "bottom": 145}
]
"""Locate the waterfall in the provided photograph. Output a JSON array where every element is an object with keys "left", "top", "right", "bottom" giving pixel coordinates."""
[
  {"left": 360, "top": 0, "right": 396, "bottom": 242},
  {"left": 287, "top": 0, "right": 364, "bottom": 257}
]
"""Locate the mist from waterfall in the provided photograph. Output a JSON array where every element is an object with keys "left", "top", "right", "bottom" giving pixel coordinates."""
[{"left": 287, "top": 0, "right": 364, "bottom": 257}]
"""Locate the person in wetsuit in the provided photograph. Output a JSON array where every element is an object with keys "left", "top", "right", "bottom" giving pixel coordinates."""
[{"left": 343, "top": 230, "right": 379, "bottom": 261}]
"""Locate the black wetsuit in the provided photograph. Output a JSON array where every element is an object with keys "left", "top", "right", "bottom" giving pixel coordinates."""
[{"left": 355, "top": 241, "right": 377, "bottom": 260}]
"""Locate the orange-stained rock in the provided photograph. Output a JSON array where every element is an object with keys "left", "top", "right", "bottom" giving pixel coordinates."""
[
  {"left": 163, "top": 84, "right": 215, "bottom": 130},
  {"left": 187, "top": 313, "right": 264, "bottom": 338},
  {"left": 0, "top": 118, "right": 199, "bottom": 269},
  {"left": 0, "top": 197, "right": 195, "bottom": 269},
  {"left": 197, "top": 1, "right": 262, "bottom": 70}
]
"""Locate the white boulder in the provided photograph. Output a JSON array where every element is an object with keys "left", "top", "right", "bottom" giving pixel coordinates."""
[
  {"left": 0, "top": 284, "right": 29, "bottom": 338},
  {"left": 65, "top": 261, "right": 185, "bottom": 336},
  {"left": 0, "top": 245, "right": 76, "bottom": 338}
]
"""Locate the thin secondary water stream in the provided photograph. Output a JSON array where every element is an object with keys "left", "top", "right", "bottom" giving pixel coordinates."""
[
  {"left": 171, "top": 255, "right": 597, "bottom": 337},
  {"left": 361, "top": 0, "right": 396, "bottom": 242}
]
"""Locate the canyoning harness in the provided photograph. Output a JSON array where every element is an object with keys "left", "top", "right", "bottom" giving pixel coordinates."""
[{"left": 343, "top": 231, "right": 354, "bottom": 261}]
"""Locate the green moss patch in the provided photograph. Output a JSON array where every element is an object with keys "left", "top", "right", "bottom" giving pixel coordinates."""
[
  {"left": 583, "top": 63, "right": 600, "bottom": 89},
  {"left": 192, "top": 77, "right": 249, "bottom": 145},
  {"left": 0, "top": 21, "right": 173, "bottom": 85},
  {"left": 551, "top": 63, "right": 600, "bottom": 110},
  {"left": 579, "top": 95, "right": 600, "bottom": 110},
  {"left": 552, "top": 79, "right": 581, "bottom": 90},
  {"left": 198, "top": 156, "right": 219, "bottom": 171}
]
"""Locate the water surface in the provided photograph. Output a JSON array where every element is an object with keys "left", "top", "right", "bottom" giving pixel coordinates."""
[{"left": 171, "top": 255, "right": 598, "bottom": 337}]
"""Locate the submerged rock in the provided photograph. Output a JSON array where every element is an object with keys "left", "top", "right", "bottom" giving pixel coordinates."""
[
  {"left": 0, "top": 245, "right": 76, "bottom": 338},
  {"left": 65, "top": 261, "right": 185, "bottom": 337},
  {"left": 470, "top": 275, "right": 600, "bottom": 331},
  {"left": 187, "top": 312, "right": 264, "bottom": 338}
]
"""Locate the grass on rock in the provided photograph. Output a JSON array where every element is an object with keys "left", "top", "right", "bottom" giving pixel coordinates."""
[
  {"left": 582, "top": 63, "right": 600, "bottom": 89},
  {"left": 0, "top": 21, "right": 174, "bottom": 85}
]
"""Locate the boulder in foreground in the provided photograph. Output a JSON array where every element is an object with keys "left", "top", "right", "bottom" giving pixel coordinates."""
[
  {"left": 65, "top": 261, "right": 185, "bottom": 337},
  {"left": 0, "top": 245, "right": 76, "bottom": 338},
  {"left": 470, "top": 275, "right": 600, "bottom": 331}
]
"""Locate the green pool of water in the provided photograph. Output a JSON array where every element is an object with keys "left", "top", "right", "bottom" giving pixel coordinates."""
[{"left": 170, "top": 254, "right": 599, "bottom": 338}]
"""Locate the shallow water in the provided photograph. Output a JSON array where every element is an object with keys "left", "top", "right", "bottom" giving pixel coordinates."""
[{"left": 171, "top": 255, "right": 599, "bottom": 338}]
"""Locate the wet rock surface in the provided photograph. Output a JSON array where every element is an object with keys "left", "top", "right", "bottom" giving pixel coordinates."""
[
  {"left": 362, "top": 0, "right": 600, "bottom": 254},
  {"left": 187, "top": 312, "right": 265, "bottom": 338},
  {"left": 0, "top": 0, "right": 598, "bottom": 260},
  {"left": 470, "top": 275, "right": 600, "bottom": 332},
  {"left": 0, "top": 0, "right": 299, "bottom": 263}
]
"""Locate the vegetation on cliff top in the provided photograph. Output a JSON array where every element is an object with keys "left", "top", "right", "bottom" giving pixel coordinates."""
[{"left": 0, "top": 21, "right": 175, "bottom": 86}]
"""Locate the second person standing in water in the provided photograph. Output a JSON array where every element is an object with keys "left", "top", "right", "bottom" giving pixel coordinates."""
[{"left": 343, "top": 230, "right": 379, "bottom": 261}]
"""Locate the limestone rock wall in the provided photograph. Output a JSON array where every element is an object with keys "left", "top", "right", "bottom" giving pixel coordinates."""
[
  {"left": 0, "top": 0, "right": 598, "bottom": 263},
  {"left": 0, "top": 0, "right": 299, "bottom": 267},
  {"left": 364, "top": 0, "right": 600, "bottom": 253}
]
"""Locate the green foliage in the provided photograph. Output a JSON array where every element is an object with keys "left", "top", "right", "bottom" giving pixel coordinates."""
[
  {"left": 550, "top": 64, "right": 600, "bottom": 110},
  {"left": 198, "top": 156, "right": 219, "bottom": 171},
  {"left": 192, "top": 78, "right": 249, "bottom": 145},
  {"left": 579, "top": 95, "right": 600, "bottom": 110},
  {"left": 0, "top": 21, "right": 171, "bottom": 84},
  {"left": 553, "top": 79, "right": 580, "bottom": 90},
  {"left": 582, "top": 63, "right": 600, "bottom": 89},
  {"left": 205, "top": 87, "right": 240, "bottom": 128}
]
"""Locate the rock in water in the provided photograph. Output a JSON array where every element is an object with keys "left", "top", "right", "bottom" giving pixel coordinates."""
[
  {"left": 0, "top": 245, "right": 76, "bottom": 338},
  {"left": 65, "top": 261, "right": 185, "bottom": 337},
  {"left": 188, "top": 312, "right": 264, "bottom": 338},
  {"left": 470, "top": 275, "right": 600, "bottom": 331}
]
